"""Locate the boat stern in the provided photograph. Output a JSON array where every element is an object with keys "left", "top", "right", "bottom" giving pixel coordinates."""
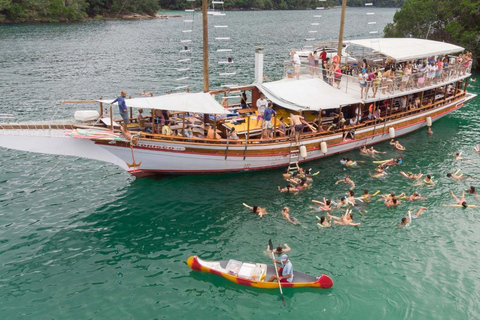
[{"left": 316, "top": 274, "right": 334, "bottom": 288}]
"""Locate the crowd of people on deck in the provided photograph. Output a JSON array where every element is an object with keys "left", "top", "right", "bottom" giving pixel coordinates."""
[
  {"left": 245, "top": 135, "right": 479, "bottom": 283},
  {"left": 291, "top": 49, "right": 473, "bottom": 100}
]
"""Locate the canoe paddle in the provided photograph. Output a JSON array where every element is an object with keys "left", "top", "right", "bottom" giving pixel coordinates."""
[{"left": 268, "top": 239, "right": 285, "bottom": 307}]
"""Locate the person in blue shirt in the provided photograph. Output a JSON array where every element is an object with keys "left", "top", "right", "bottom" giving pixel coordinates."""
[
  {"left": 111, "top": 91, "right": 129, "bottom": 130},
  {"left": 261, "top": 102, "right": 276, "bottom": 139},
  {"left": 268, "top": 254, "right": 294, "bottom": 283}
]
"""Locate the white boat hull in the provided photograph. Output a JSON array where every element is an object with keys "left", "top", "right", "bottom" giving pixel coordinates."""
[{"left": 0, "top": 94, "right": 475, "bottom": 176}]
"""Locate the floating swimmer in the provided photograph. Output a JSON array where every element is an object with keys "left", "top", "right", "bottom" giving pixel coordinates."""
[
  {"left": 312, "top": 198, "right": 335, "bottom": 211},
  {"left": 398, "top": 207, "right": 428, "bottom": 228},
  {"left": 400, "top": 171, "right": 423, "bottom": 180},
  {"left": 327, "top": 209, "right": 361, "bottom": 226},
  {"left": 278, "top": 184, "right": 299, "bottom": 194},
  {"left": 243, "top": 203, "right": 268, "bottom": 218},
  {"left": 281, "top": 207, "right": 299, "bottom": 225},
  {"left": 416, "top": 174, "right": 435, "bottom": 186},
  {"left": 370, "top": 167, "right": 388, "bottom": 179},
  {"left": 340, "top": 157, "right": 364, "bottom": 167},
  {"left": 390, "top": 139, "right": 406, "bottom": 151},
  {"left": 360, "top": 146, "right": 386, "bottom": 157},
  {"left": 400, "top": 191, "right": 427, "bottom": 201},
  {"left": 475, "top": 145, "right": 480, "bottom": 153},
  {"left": 335, "top": 176, "right": 355, "bottom": 190},
  {"left": 316, "top": 215, "right": 331, "bottom": 228},
  {"left": 447, "top": 169, "right": 472, "bottom": 181}
]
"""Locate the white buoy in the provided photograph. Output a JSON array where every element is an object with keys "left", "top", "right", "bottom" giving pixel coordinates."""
[
  {"left": 320, "top": 141, "right": 328, "bottom": 154},
  {"left": 389, "top": 127, "right": 395, "bottom": 139},
  {"left": 299, "top": 145, "right": 307, "bottom": 158},
  {"left": 426, "top": 116, "right": 432, "bottom": 127}
]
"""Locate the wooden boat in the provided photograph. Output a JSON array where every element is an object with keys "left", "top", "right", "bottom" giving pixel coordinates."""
[
  {"left": 0, "top": 1, "right": 476, "bottom": 177},
  {"left": 187, "top": 255, "right": 333, "bottom": 289}
]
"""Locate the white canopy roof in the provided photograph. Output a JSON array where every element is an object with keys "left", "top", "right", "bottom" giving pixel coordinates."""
[
  {"left": 257, "top": 78, "right": 362, "bottom": 111},
  {"left": 346, "top": 38, "right": 464, "bottom": 62},
  {"left": 101, "top": 92, "right": 228, "bottom": 115}
]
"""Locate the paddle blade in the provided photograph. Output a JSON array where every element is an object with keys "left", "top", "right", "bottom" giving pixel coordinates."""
[
  {"left": 281, "top": 294, "right": 286, "bottom": 307},
  {"left": 268, "top": 239, "right": 274, "bottom": 251}
]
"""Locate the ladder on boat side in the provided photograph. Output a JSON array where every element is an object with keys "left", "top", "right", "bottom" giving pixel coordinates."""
[{"left": 287, "top": 139, "right": 300, "bottom": 173}]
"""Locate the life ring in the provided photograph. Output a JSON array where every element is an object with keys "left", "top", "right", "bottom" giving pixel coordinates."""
[{"left": 333, "top": 55, "right": 340, "bottom": 64}]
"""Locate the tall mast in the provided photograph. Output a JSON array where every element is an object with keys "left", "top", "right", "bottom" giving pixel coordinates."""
[
  {"left": 337, "top": 0, "right": 347, "bottom": 60},
  {"left": 202, "top": 0, "right": 209, "bottom": 92}
]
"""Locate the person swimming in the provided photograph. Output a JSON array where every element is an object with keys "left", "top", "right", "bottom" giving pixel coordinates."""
[
  {"left": 316, "top": 215, "right": 331, "bottom": 228},
  {"left": 335, "top": 176, "right": 356, "bottom": 190},
  {"left": 390, "top": 139, "right": 406, "bottom": 151},
  {"left": 278, "top": 184, "right": 299, "bottom": 193},
  {"left": 450, "top": 190, "right": 468, "bottom": 208},
  {"left": 398, "top": 207, "right": 428, "bottom": 228},
  {"left": 281, "top": 207, "right": 299, "bottom": 225},
  {"left": 243, "top": 203, "right": 268, "bottom": 218},
  {"left": 327, "top": 209, "right": 361, "bottom": 226}
]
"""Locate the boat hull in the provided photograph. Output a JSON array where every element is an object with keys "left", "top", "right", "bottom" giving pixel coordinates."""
[
  {"left": 97, "top": 93, "right": 476, "bottom": 176},
  {"left": 187, "top": 256, "right": 333, "bottom": 289}
]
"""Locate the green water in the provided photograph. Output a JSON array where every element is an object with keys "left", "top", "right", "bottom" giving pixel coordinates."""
[{"left": 1, "top": 8, "right": 480, "bottom": 319}]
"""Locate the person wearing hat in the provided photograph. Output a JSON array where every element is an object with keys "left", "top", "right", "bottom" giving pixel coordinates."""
[{"left": 268, "top": 254, "right": 294, "bottom": 283}]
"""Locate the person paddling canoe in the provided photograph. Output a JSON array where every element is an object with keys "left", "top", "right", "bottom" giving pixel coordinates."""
[{"left": 268, "top": 254, "right": 294, "bottom": 283}]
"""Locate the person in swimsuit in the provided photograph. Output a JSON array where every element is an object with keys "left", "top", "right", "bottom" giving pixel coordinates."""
[
  {"left": 281, "top": 207, "right": 299, "bottom": 225},
  {"left": 385, "top": 197, "right": 401, "bottom": 208},
  {"left": 335, "top": 176, "right": 355, "bottom": 190},
  {"left": 278, "top": 184, "right": 299, "bottom": 194},
  {"left": 290, "top": 112, "right": 306, "bottom": 144},
  {"left": 447, "top": 169, "right": 471, "bottom": 181},
  {"left": 244, "top": 204, "right": 268, "bottom": 218},
  {"left": 327, "top": 210, "right": 361, "bottom": 226},
  {"left": 316, "top": 216, "right": 331, "bottom": 228},
  {"left": 265, "top": 243, "right": 291, "bottom": 257},
  {"left": 450, "top": 190, "right": 468, "bottom": 208},
  {"left": 398, "top": 207, "right": 428, "bottom": 228},
  {"left": 401, "top": 172, "right": 423, "bottom": 180},
  {"left": 390, "top": 139, "right": 406, "bottom": 151}
]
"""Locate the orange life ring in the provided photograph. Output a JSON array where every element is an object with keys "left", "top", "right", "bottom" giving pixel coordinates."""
[{"left": 333, "top": 55, "right": 340, "bottom": 64}]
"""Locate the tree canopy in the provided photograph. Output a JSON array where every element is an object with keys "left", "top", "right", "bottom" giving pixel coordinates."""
[
  {"left": 384, "top": 0, "right": 480, "bottom": 68},
  {"left": 0, "top": 0, "right": 159, "bottom": 22}
]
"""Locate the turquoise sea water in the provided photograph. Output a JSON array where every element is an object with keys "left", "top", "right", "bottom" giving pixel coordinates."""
[{"left": 1, "top": 8, "right": 480, "bottom": 319}]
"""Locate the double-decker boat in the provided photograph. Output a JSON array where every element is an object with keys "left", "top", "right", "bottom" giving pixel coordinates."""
[{"left": 0, "top": 4, "right": 476, "bottom": 177}]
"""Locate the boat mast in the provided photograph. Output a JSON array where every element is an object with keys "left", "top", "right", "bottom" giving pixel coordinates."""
[
  {"left": 337, "top": 0, "right": 347, "bottom": 60},
  {"left": 202, "top": 0, "right": 209, "bottom": 92}
]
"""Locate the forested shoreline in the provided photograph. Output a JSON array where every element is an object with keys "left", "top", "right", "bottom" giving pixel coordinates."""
[{"left": 0, "top": 0, "right": 403, "bottom": 23}]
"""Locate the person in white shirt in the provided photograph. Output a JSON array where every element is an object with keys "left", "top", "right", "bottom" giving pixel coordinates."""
[
  {"left": 291, "top": 51, "right": 301, "bottom": 79},
  {"left": 256, "top": 93, "right": 268, "bottom": 126}
]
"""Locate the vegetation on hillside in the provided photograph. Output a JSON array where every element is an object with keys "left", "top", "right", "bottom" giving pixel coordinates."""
[
  {"left": 0, "top": 0, "right": 404, "bottom": 22},
  {"left": 159, "top": 0, "right": 404, "bottom": 10},
  {"left": 384, "top": 0, "right": 480, "bottom": 68},
  {"left": 0, "top": 0, "right": 159, "bottom": 22}
]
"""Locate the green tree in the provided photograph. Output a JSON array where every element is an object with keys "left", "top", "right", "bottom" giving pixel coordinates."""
[{"left": 384, "top": 0, "right": 480, "bottom": 68}]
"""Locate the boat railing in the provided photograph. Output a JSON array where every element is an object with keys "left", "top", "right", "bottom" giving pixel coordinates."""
[
  {"left": 283, "top": 61, "right": 472, "bottom": 101},
  {"left": 0, "top": 120, "right": 77, "bottom": 135}
]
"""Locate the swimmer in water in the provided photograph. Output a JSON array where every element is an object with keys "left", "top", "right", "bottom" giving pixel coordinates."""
[
  {"left": 385, "top": 197, "right": 401, "bottom": 208},
  {"left": 316, "top": 216, "right": 331, "bottom": 228},
  {"left": 360, "top": 189, "right": 372, "bottom": 203},
  {"left": 335, "top": 176, "right": 356, "bottom": 190},
  {"left": 420, "top": 174, "right": 435, "bottom": 186},
  {"left": 390, "top": 139, "right": 406, "bottom": 151},
  {"left": 400, "top": 191, "right": 426, "bottom": 201},
  {"left": 265, "top": 243, "right": 291, "bottom": 257},
  {"left": 281, "top": 207, "right": 299, "bottom": 225},
  {"left": 427, "top": 127, "right": 433, "bottom": 135},
  {"left": 401, "top": 171, "right": 423, "bottom": 180},
  {"left": 278, "top": 184, "right": 299, "bottom": 194},
  {"left": 454, "top": 152, "right": 463, "bottom": 160},
  {"left": 475, "top": 145, "right": 480, "bottom": 153},
  {"left": 447, "top": 169, "right": 471, "bottom": 181},
  {"left": 244, "top": 204, "right": 268, "bottom": 218},
  {"left": 346, "top": 190, "right": 356, "bottom": 205},
  {"left": 327, "top": 210, "right": 361, "bottom": 226},
  {"left": 293, "top": 178, "right": 311, "bottom": 191},
  {"left": 370, "top": 167, "right": 387, "bottom": 179},
  {"left": 312, "top": 199, "right": 334, "bottom": 211},
  {"left": 450, "top": 190, "right": 468, "bottom": 208},
  {"left": 398, "top": 207, "right": 428, "bottom": 228}
]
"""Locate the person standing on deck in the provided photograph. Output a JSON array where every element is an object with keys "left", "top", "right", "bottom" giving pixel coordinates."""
[
  {"left": 111, "top": 90, "right": 129, "bottom": 131},
  {"left": 262, "top": 102, "right": 276, "bottom": 139},
  {"left": 291, "top": 51, "right": 301, "bottom": 79},
  {"left": 256, "top": 93, "right": 268, "bottom": 127},
  {"left": 290, "top": 112, "right": 305, "bottom": 144}
]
